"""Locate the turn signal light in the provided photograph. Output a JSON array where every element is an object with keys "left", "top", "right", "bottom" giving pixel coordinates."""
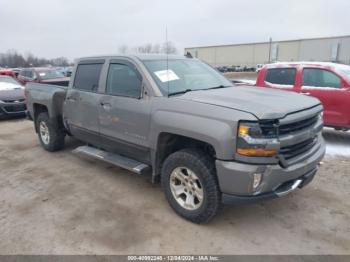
[
  {"left": 237, "top": 148, "right": 277, "bottom": 157},
  {"left": 238, "top": 125, "right": 250, "bottom": 136}
]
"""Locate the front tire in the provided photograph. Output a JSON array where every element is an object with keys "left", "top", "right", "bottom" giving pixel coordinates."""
[
  {"left": 161, "top": 149, "right": 221, "bottom": 223},
  {"left": 36, "top": 112, "right": 65, "bottom": 152}
]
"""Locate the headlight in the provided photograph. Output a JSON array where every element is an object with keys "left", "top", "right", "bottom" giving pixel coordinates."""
[
  {"left": 319, "top": 112, "right": 323, "bottom": 123},
  {"left": 237, "top": 121, "right": 278, "bottom": 157}
]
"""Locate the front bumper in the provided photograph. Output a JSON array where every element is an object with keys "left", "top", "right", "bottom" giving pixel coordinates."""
[
  {"left": 222, "top": 167, "right": 317, "bottom": 204},
  {"left": 216, "top": 137, "right": 325, "bottom": 203},
  {"left": 0, "top": 102, "right": 26, "bottom": 118}
]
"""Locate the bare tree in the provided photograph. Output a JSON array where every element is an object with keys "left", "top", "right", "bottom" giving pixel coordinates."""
[
  {"left": 118, "top": 45, "right": 129, "bottom": 54},
  {"left": 161, "top": 41, "right": 178, "bottom": 54},
  {"left": 131, "top": 42, "right": 178, "bottom": 55},
  {"left": 151, "top": 44, "right": 161, "bottom": 54},
  {"left": 135, "top": 43, "right": 153, "bottom": 54},
  {"left": 0, "top": 50, "right": 71, "bottom": 68}
]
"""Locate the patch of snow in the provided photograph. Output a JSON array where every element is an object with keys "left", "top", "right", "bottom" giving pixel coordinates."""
[
  {"left": 264, "top": 81, "right": 294, "bottom": 88},
  {"left": 323, "top": 128, "right": 350, "bottom": 157}
]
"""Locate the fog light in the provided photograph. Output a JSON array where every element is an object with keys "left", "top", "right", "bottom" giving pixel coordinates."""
[{"left": 253, "top": 173, "right": 262, "bottom": 190}]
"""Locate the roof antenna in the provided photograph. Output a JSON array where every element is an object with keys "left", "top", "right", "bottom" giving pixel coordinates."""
[{"left": 166, "top": 26, "right": 170, "bottom": 97}]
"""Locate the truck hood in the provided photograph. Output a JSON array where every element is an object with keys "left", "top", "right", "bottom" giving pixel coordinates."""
[
  {"left": 0, "top": 83, "right": 25, "bottom": 101},
  {"left": 177, "top": 86, "right": 321, "bottom": 119}
]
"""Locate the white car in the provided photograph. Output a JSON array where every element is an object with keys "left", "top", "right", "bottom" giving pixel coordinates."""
[{"left": 0, "top": 76, "right": 26, "bottom": 119}]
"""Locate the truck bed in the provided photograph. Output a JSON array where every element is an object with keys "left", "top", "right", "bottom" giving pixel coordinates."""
[{"left": 26, "top": 83, "right": 67, "bottom": 119}]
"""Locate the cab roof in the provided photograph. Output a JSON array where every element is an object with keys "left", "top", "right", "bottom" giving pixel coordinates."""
[{"left": 77, "top": 54, "right": 189, "bottom": 62}]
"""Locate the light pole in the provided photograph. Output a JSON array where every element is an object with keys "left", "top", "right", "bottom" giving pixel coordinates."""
[{"left": 268, "top": 37, "right": 272, "bottom": 63}]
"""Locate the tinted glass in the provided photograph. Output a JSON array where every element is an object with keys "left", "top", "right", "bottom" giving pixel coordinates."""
[
  {"left": 303, "top": 68, "right": 341, "bottom": 88},
  {"left": 106, "top": 64, "right": 142, "bottom": 98},
  {"left": 27, "top": 71, "right": 34, "bottom": 79},
  {"left": 142, "top": 59, "right": 233, "bottom": 95},
  {"left": 74, "top": 64, "right": 103, "bottom": 92},
  {"left": 265, "top": 68, "right": 296, "bottom": 86}
]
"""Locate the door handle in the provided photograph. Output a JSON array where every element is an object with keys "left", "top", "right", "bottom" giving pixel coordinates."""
[
  {"left": 100, "top": 102, "right": 112, "bottom": 110},
  {"left": 301, "top": 92, "right": 311, "bottom": 96},
  {"left": 66, "top": 96, "right": 77, "bottom": 102}
]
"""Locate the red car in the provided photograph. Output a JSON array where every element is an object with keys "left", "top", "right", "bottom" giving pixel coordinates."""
[
  {"left": 0, "top": 69, "right": 17, "bottom": 79},
  {"left": 17, "top": 68, "right": 70, "bottom": 86},
  {"left": 248, "top": 62, "right": 350, "bottom": 130}
]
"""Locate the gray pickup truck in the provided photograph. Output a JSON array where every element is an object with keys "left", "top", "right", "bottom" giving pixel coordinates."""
[{"left": 26, "top": 55, "right": 325, "bottom": 223}]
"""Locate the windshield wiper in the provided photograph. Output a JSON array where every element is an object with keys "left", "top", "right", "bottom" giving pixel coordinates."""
[
  {"left": 168, "top": 85, "right": 232, "bottom": 97},
  {"left": 168, "top": 89, "right": 193, "bottom": 97},
  {"left": 206, "top": 85, "right": 232, "bottom": 90}
]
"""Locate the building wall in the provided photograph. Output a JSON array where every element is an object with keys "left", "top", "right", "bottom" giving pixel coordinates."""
[{"left": 185, "top": 35, "right": 350, "bottom": 67}]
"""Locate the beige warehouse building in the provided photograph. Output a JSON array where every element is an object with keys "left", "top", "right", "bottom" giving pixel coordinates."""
[{"left": 185, "top": 35, "right": 350, "bottom": 67}]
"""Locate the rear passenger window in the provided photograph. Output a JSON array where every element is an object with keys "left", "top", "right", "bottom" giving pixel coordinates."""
[
  {"left": 106, "top": 63, "right": 142, "bottom": 98},
  {"left": 303, "top": 68, "right": 341, "bottom": 89},
  {"left": 74, "top": 63, "right": 103, "bottom": 92},
  {"left": 265, "top": 68, "right": 296, "bottom": 86}
]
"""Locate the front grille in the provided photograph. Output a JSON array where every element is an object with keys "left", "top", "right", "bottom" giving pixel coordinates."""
[
  {"left": 3, "top": 104, "right": 26, "bottom": 113},
  {"left": 280, "top": 137, "right": 317, "bottom": 160},
  {"left": 259, "top": 114, "right": 320, "bottom": 161},
  {"left": 279, "top": 115, "right": 318, "bottom": 135},
  {"left": 260, "top": 114, "right": 319, "bottom": 137}
]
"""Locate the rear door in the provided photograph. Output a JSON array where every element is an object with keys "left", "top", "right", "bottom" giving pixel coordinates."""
[
  {"left": 98, "top": 59, "right": 152, "bottom": 163},
  {"left": 263, "top": 67, "right": 298, "bottom": 92},
  {"left": 64, "top": 60, "right": 105, "bottom": 146},
  {"left": 301, "top": 67, "right": 350, "bottom": 128}
]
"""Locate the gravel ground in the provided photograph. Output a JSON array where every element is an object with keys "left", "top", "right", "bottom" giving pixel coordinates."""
[{"left": 0, "top": 118, "right": 349, "bottom": 255}]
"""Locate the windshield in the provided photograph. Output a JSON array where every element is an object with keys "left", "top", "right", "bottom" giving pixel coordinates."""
[
  {"left": 38, "top": 70, "right": 65, "bottom": 80},
  {"left": 0, "top": 76, "right": 19, "bottom": 85},
  {"left": 142, "top": 59, "right": 233, "bottom": 95}
]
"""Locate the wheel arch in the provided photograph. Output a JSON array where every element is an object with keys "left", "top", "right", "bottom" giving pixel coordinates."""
[{"left": 152, "top": 132, "right": 217, "bottom": 182}]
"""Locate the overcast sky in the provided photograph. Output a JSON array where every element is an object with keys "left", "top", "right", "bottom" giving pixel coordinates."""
[{"left": 1, "top": 0, "right": 349, "bottom": 60}]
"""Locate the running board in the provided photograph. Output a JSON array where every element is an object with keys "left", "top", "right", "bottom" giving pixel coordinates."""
[{"left": 73, "top": 145, "right": 150, "bottom": 175}]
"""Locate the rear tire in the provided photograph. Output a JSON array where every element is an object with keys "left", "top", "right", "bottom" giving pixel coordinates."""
[
  {"left": 161, "top": 148, "right": 221, "bottom": 224},
  {"left": 36, "top": 112, "right": 65, "bottom": 152}
]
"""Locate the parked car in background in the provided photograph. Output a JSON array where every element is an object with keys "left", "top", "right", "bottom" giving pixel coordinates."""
[
  {"left": 65, "top": 67, "right": 73, "bottom": 77},
  {"left": 256, "top": 64, "right": 264, "bottom": 72},
  {"left": 17, "top": 68, "right": 70, "bottom": 86},
  {"left": 26, "top": 55, "right": 325, "bottom": 223},
  {"left": 56, "top": 67, "right": 73, "bottom": 77},
  {"left": 216, "top": 66, "right": 229, "bottom": 73},
  {"left": 243, "top": 62, "right": 350, "bottom": 130},
  {"left": 0, "top": 69, "right": 17, "bottom": 79},
  {"left": 0, "top": 76, "right": 26, "bottom": 119}
]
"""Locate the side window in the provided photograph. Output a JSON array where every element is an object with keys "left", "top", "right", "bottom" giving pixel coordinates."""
[
  {"left": 303, "top": 68, "right": 341, "bottom": 89},
  {"left": 106, "top": 63, "right": 142, "bottom": 98},
  {"left": 74, "top": 63, "right": 103, "bottom": 92},
  {"left": 19, "top": 70, "right": 26, "bottom": 77},
  {"left": 27, "top": 70, "right": 34, "bottom": 79},
  {"left": 265, "top": 68, "right": 296, "bottom": 86}
]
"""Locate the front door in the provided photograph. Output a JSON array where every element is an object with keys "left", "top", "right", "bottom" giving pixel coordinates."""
[
  {"left": 98, "top": 60, "right": 152, "bottom": 163},
  {"left": 263, "top": 67, "right": 298, "bottom": 92},
  {"left": 301, "top": 68, "right": 350, "bottom": 128}
]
